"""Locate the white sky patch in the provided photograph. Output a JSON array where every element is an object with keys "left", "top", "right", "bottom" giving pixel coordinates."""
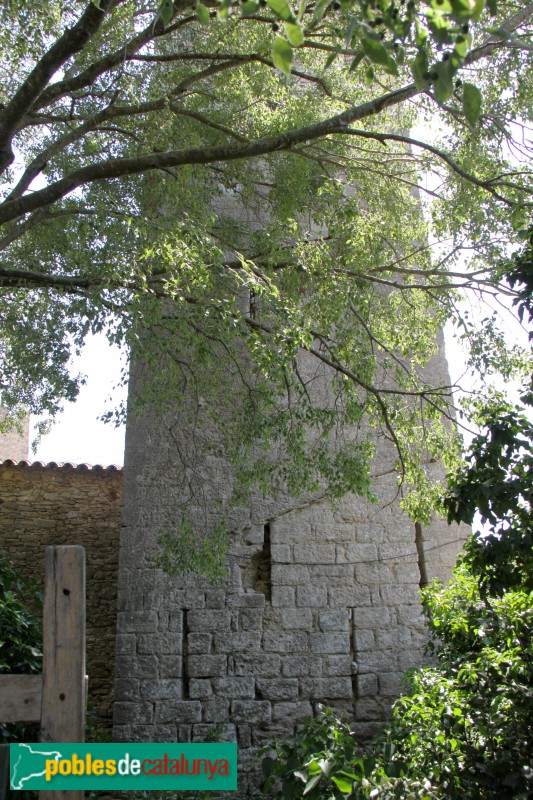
[{"left": 32, "top": 334, "right": 127, "bottom": 466}]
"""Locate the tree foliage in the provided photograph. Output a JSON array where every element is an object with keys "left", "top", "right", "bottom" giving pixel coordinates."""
[
  {"left": 260, "top": 403, "right": 533, "bottom": 798},
  {"left": 0, "top": 0, "right": 532, "bottom": 507}
]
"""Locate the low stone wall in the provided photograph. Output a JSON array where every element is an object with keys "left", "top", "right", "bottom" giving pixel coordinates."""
[{"left": 0, "top": 460, "right": 122, "bottom": 730}]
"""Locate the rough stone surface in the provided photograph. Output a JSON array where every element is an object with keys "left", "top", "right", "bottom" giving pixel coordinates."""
[
  {"left": 113, "top": 335, "right": 467, "bottom": 796},
  {"left": 0, "top": 461, "right": 122, "bottom": 729}
]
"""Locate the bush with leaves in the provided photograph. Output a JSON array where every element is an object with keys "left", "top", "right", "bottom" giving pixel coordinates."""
[
  {"left": 0, "top": 555, "right": 42, "bottom": 799},
  {"left": 0, "top": 554, "right": 42, "bottom": 676},
  {"left": 261, "top": 555, "right": 533, "bottom": 800}
]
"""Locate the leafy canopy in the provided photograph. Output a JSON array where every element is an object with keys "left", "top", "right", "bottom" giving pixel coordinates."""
[{"left": 0, "top": 0, "right": 532, "bottom": 509}]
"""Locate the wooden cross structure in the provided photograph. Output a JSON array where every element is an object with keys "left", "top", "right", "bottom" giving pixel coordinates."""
[{"left": 0, "top": 545, "right": 86, "bottom": 800}]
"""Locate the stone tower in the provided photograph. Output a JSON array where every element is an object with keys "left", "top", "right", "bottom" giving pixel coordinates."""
[
  {"left": 113, "top": 322, "right": 465, "bottom": 793},
  {"left": 0, "top": 408, "right": 29, "bottom": 461}
]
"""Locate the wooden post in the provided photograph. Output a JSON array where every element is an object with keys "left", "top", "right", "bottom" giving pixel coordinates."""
[
  {"left": 0, "top": 743, "right": 9, "bottom": 798},
  {"left": 40, "top": 545, "right": 85, "bottom": 800}
]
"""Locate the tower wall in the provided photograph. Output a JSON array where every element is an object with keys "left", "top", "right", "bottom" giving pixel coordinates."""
[{"left": 113, "top": 332, "right": 466, "bottom": 794}]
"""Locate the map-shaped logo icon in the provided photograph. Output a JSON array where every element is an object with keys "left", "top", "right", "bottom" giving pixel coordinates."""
[{"left": 11, "top": 743, "right": 63, "bottom": 789}]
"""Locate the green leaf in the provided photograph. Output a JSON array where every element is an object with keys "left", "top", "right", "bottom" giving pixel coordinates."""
[
  {"left": 362, "top": 37, "right": 390, "bottom": 68},
  {"left": 349, "top": 50, "right": 365, "bottom": 72},
  {"left": 303, "top": 773, "right": 322, "bottom": 794},
  {"left": 361, "top": 37, "right": 398, "bottom": 75},
  {"left": 240, "top": 0, "right": 259, "bottom": 13},
  {"left": 463, "top": 82, "right": 482, "bottom": 126},
  {"left": 267, "top": 0, "right": 296, "bottom": 22},
  {"left": 324, "top": 50, "right": 339, "bottom": 69},
  {"left": 272, "top": 36, "right": 293, "bottom": 74},
  {"left": 364, "top": 64, "right": 374, "bottom": 86},
  {"left": 411, "top": 47, "right": 429, "bottom": 90},
  {"left": 285, "top": 21, "right": 304, "bottom": 46},
  {"left": 433, "top": 58, "right": 454, "bottom": 103},
  {"left": 331, "top": 774, "right": 354, "bottom": 794},
  {"left": 197, "top": 3, "right": 210, "bottom": 23},
  {"left": 157, "top": 0, "right": 174, "bottom": 25}
]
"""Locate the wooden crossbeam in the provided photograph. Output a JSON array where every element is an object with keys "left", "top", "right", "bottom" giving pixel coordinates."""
[{"left": 0, "top": 674, "right": 42, "bottom": 722}]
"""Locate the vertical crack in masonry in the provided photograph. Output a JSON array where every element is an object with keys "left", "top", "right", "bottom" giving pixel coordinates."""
[
  {"left": 414, "top": 522, "right": 429, "bottom": 590},
  {"left": 254, "top": 523, "right": 272, "bottom": 601},
  {"left": 182, "top": 608, "right": 190, "bottom": 699},
  {"left": 349, "top": 607, "right": 357, "bottom": 718}
]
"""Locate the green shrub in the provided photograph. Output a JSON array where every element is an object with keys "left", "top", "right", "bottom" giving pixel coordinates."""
[{"left": 0, "top": 554, "right": 42, "bottom": 800}]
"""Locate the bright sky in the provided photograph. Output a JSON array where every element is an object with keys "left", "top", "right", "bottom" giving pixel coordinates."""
[{"left": 32, "top": 335, "right": 128, "bottom": 466}]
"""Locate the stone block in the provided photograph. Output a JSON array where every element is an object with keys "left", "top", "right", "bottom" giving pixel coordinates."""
[
  {"left": 272, "top": 701, "right": 313, "bottom": 724},
  {"left": 234, "top": 654, "right": 282, "bottom": 677},
  {"left": 352, "top": 607, "right": 391, "bottom": 628},
  {"left": 178, "top": 724, "right": 193, "bottom": 742},
  {"left": 189, "top": 679, "right": 213, "bottom": 699},
  {"left": 155, "top": 700, "right": 202, "bottom": 724},
  {"left": 188, "top": 633, "right": 212, "bottom": 654},
  {"left": 187, "top": 610, "right": 231, "bottom": 630},
  {"left": 114, "top": 701, "right": 153, "bottom": 725},
  {"left": 231, "top": 700, "right": 272, "bottom": 725},
  {"left": 271, "top": 564, "right": 311, "bottom": 586},
  {"left": 378, "top": 672, "right": 402, "bottom": 697},
  {"left": 256, "top": 679, "right": 299, "bottom": 701},
  {"left": 379, "top": 542, "right": 417, "bottom": 560},
  {"left": 239, "top": 609, "right": 263, "bottom": 630},
  {"left": 271, "top": 586, "right": 296, "bottom": 607},
  {"left": 356, "top": 674, "right": 378, "bottom": 697},
  {"left": 319, "top": 610, "right": 349, "bottom": 632},
  {"left": 213, "top": 631, "right": 262, "bottom": 653},
  {"left": 324, "top": 655, "right": 352, "bottom": 676},
  {"left": 138, "top": 633, "right": 181, "bottom": 655},
  {"left": 159, "top": 655, "right": 183, "bottom": 678},
  {"left": 115, "top": 633, "right": 136, "bottom": 655},
  {"left": 354, "top": 562, "right": 391, "bottom": 584},
  {"left": 356, "top": 650, "right": 397, "bottom": 674},
  {"left": 115, "top": 655, "right": 159, "bottom": 679},
  {"left": 296, "top": 586, "right": 327, "bottom": 607},
  {"left": 238, "top": 724, "right": 252, "bottom": 748},
  {"left": 293, "top": 544, "right": 336, "bottom": 564},
  {"left": 212, "top": 677, "right": 256, "bottom": 698},
  {"left": 226, "top": 592, "right": 265, "bottom": 608},
  {"left": 192, "top": 724, "right": 237, "bottom": 743},
  {"left": 167, "top": 611, "right": 185, "bottom": 632},
  {"left": 263, "top": 631, "right": 309, "bottom": 653},
  {"left": 141, "top": 679, "right": 182, "bottom": 702},
  {"left": 354, "top": 629, "right": 375, "bottom": 651},
  {"left": 187, "top": 655, "right": 227, "bottom": 677},
  {"left": 270, "top": 517, "right": 311, "bottom": 544},
  {"left": 393, "top": 563, "right": 422, "bottom": 583},
  {"left": 380, "top": 585, "right": 420, "bottom": 606},
  {"left": 336, "top": 543, "right": 378, "bottom": 563},
  {"left": 118, "top": 610, "right": 158, "bottom": 633},
  {"left": 282, "top": 656, "right": 323, "bottom": 677},
  {"left": 299, "top": 677, "right": 352, "bottom": 700},
  {"left": 328, "top": 587, "right": 371, "bottom": 607},
  {"left": 310, "top": 632, "right": 350, "bottom": 654},
  {"left": 354, "top": 697, "right": 384, "bottom": 722},
  {"left": 204, "top": 698, "right": 231, "bottom": 723},
  {"left": 114, "top": 678, "right": 140, "bottom": 702},
  {"left": 271, "top": 544, "right": 291, "bottom": 562},
  {"left": 278, "top": 608, "right": 313, "bottom": 630},
  {"left": 205, "top": 588, "right": 227, "bottom": 608}
]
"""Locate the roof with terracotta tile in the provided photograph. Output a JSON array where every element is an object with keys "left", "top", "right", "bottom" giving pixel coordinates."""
[{"left": 0, "top": 459, "right": 122, "bottom": 472}]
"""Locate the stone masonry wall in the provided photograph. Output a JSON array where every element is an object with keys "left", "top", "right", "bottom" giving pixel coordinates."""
[
  {"left": 0, "top": 460, "right": 122, "bottom": 729},
  {"left": 114, "top": 335, "right": 466, "bottom": 796}
]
